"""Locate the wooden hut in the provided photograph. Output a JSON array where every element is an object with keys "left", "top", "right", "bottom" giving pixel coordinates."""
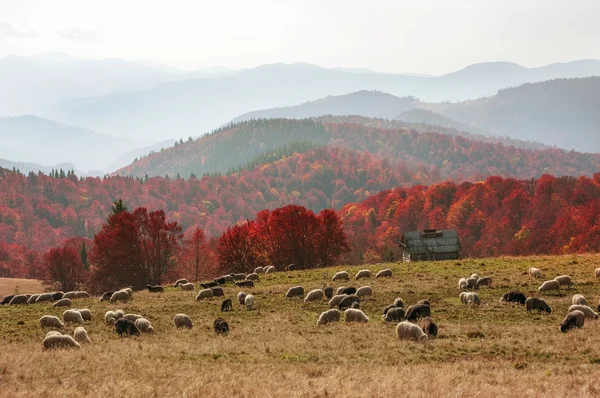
[{"left": 400, "top": 229, "right": 461, "bottom": 262}]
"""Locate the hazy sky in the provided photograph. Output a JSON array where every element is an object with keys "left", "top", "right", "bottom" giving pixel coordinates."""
[{"left": 1, "top": 0, "right": 599, "bottom": 75}]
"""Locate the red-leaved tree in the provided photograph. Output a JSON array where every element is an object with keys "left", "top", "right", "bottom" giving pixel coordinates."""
[{"left": 43, "top": 245, "right": 86, "bottom": 292}]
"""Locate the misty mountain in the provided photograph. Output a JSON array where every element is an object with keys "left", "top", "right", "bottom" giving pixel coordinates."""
[
  {"left": 0, "top": 158, "right": 79, "bottom": 176},
  {"left": 45, "top": 60, "right": 600, "bottom": 141},
  {"left": 0, "top": 115, "right": 148, "bottom": 171},
  {"left": 107, "top": 139, "right": 177, "bottom": 172},
  {"left": 396, "top": 108, "right": 490, "bottom": 136},
  {"left": 422, "top": 77, "right": 600, "bottom": 152}
]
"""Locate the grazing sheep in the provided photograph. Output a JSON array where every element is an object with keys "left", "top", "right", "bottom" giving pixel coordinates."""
[
  {"left": 173, "top": 313, "right": 193, "bottom": 329},
  {"left": 460, "top": 292, "right": 480, "bottom": 306},
  {"left": 122, "top": 313, "right": 143, "bottom": 322},
  {"left": 525, "top": 297, "right": 552, "bottom": 314},
  {"left": 173, "top": 278, "right": 188, "bottom": 287},
  {"left": 73, "top": 327, "right": 91, "bottom": 344},
  {"left": 200, "top": 281, "right": 219, "bottom": 289},
  {"left": 344, "top": 308, "right": 369, "bottom": 323},
  {"left": 572, "top": 294, "right": 587, "bottom": 306},
  {"left": 246, "top": 273, "right": 260, "bottom": 281},
  {"left": 62, "top": 310, "right": 84, "bottom": 324},
  {"left": 35, "top": 293, "right": 53, "bottom": 304},
  {"left": 336, "top": 286, "right": 347, "bottom": 295},
  {"left": 105, "top": 311, "right": 117, "bottom": 325},
  {"left": 376, "top": 268, "right": 392, "bottom": 278},
  {"left": 52, "top": 298, "right": 72, "bottom": 308},
  {"left": 99, "top": 291, "right": 115, "bottom": 302},
  {"left": 382, "top": 307, "right": 405, "bottom": 322},
  {"left": 458, "top": 278, "right": 468, "bottom": 290},
  {"left": 115, "top": 318, "right": 141, "bottom": 336},
  {"left": 210, "top": 286, "right": 224, "bottom": 297},
  {"left": 40, "top": 315, "right": 64, "bottom": 328},
  {"left": 354, "top": 269, "right": 372, "bottom": 280},
  {"left": 244, "top": 294, "right": 255, "bottom": 310},
  {"left": 76, "top": 309, "right": 92, "bottom": 321},
  {"left": 264, "top": 266, "right": 276, "bottom": 274},
  {"left": 254, "top": 267, "right": 264, "bottom": 274},
  {"left": 394, "top": 298, "right": 405, "bottom": 308},
  {"left": 213, "top": 277, "right": 226, "bottom": 285},
  {"left": 416, "top": 299, "right": 430, "bottom": 306},
  {"left": 355, "top": 286, "right": 373, "bottom": 299},
  {"left": 332, "top": 271, "right": 349, "bottom": 281},
  {"left": 554, "top": 275, "right": 573, "bottom": 289},
  {"left": 231, "top": 273, "right": 246, "bottom": 281},
  {"left": 560, "top": 310, "right": 585, "bottom": 332},
  {"left": 476, "top": 277, "right": 492, "bottom": 288},
  {"left": 45, "top": 331, "right": 62, "bottom": 338},
  {"left": 396, "top": 321, "right": 427, "bottom": 341},
  {"left": 122, "top": 287, "right": 133, "bottom": 297},
  {"left": 351, "top": 301, "right": 360, "bottom": 309},
  {"left": 1, "top": 294, "right": 15, "bottom": 305},
  {"left": 405, "top": 304, "right": 431, "bottom": 321},
  {"left": 287, "top": 264, "right": 296, "bottom": 271},
  {"left": 595, "top": 268, "right": 600, "bottom": 278},
  {"left": 419, "top": 317, "right": 438, "bottom": 337},
  {"left": 338, "top": 294, "right": 360, "bottom": 310},
  {"left": 180, "top": 282, "right": 195, "bottom": 291},
  {"left": 63, "top": 291, "right": 78, "bottom": 299},
  {"left": 196, "top": 289, "right": 214, "bottom": 301},
  {"left": 339, "top": 287, "right": 357, "bottom": 295},
  {"left": 538, "top": 280, "right": 560, "bottom": 293},
  {"left": 213, "top": 318, "right": 229, "bottom": 335},
  {"left": 75, "top": 291, "right": 90, "bottom": 299},
  {"left": 135, "top": 318, "right": 154, "bottom": 333},
  {"left": 147, "top": 285, "right": 164, "bottom": 293},
  {"left": 9, "top": 294, "right": 28, "bottom": 305},
  {"left": 110, "top": 290, "right": 130, "bottom": 303},
  {"left": 317, "top": 309, "right": 341, "bottom": 326},
  {"left": 382, "top": 304, "right": 395, "bottom": 315},
  {"left": 529, "top": 267, "right": 543, "bottom": 278},
  {"left": 470, "top": 273, "right": 480, "bottom": 280},
  {"left": 27, "top": 294, "right": 40, "bottom": 304},
  {"left": 237, "top": 292, "right": 246, "bottom": 305},
  {"left": 221, "top": 298, "right": 232, "bottom": 312},
  {"left": 568, "top": 304, "right": 598, "bottom": 319},
  {"left": 466, "top": 277, "right": 479, "bottom": 290},
  {"left": 235, "top": 280, "right": 254, "bottom": 288},
  {"left": 114, "top": 309, "right": 124, "bottom": 319},
  {"left": 329, "top": 294, "right": 346, "bottom": 308},
  {"left": 500, "top": 290, "right": 527, "bottom": 305},
  {"left": 51, "top": 291, "right": 64, "bottom": 301},
  {"left": 304, "top": 289, "right": 325, "bottom": 303},
  {"left": 43, "top": 334, "right": 81, "bottom": 350},
  {"left": 324, "top": 286, "right": 334, "bottom": 299}
]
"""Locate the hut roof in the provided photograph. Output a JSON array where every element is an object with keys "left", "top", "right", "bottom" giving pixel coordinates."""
[{"left": 400, "top": 229, "right": 461, "bottom": 255}]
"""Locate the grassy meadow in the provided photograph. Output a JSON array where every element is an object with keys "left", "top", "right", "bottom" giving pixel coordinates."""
[{"left": 2, "top": 254, "right": 600, "bottom": 397}]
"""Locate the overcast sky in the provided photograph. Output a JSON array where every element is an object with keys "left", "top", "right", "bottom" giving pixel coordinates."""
[{"left": 1, "top": 0, "right": 599, "bottom": 75}]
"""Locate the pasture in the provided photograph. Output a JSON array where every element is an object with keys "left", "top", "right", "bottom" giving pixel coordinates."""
[{"left": 2, "top": 254, "right": 600, "bottom": 397}]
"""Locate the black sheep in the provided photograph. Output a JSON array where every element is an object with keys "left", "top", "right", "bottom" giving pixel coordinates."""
[
  {"left": 1, "top": 295, "right": 15, "bottom": 305},
  {"left": 419, "top": 317, "right": 438, "bottom": 337},
  {"left": 340, "top": 287, "right": 357, "bottom": 295},
  {"left": 115, "top": 318, "right": 141, "bottom": 337},
  {"left": 338, "top": 294, "right": 360, "bottom": 310},
  {"left": 324, "top": 286, "right": 334, "bottom": 300},
  {"left": 287, "top": 264, "right": 296, "bottom": 271},
  {"left": 235, "top": 280, "right": 254, "bottom": 288},
  {"left": 210, "top": 286, "right": 224, "bottom": 297},
  {"left": 51, "top": 291, "right": 64, "bottom": 301},
  {"left": 213, "top": 277, "right": 226, "bottom": 285},
  {"left": 501, "top": 290, "right": 527, "bottom": 305},
  {"left": 213, "top": 318, "right": 229, "bottom": 335},
  {"left": 221, "top": 298, "right": 232, "bottom": 312},
  {"left": 200, "top": 281, "right": 219, "bottom": 289},
  {"left": 405, "top": 304, "right": 431, "bottom": 321},
  {"left": 99, "top": 291, "right": 115, "bottom": 302},
  {"left": 147, "top": 285, "right": 165, "bottom": 293}
]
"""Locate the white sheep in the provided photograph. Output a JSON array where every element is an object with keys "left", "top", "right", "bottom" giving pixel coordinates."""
[
  {"left": 317, "top": 309, "right": 341, "bottom": 325},
  {"left": 355, "top": 286, "right": 373, "bottom": 299},
  {"left": 52, "top": 298, "right": 72, "bottom": 308},
  {"left": 75, "top": 291, "right": 90, "bottom": 299},
  {"left": 43, "top": 334, "right": 80, "bottom": 349},
  {"left": 180, "top": 282, "right": 195, "bottom": 291},
  {"left": 122, "top": 288, "right": 133, "bottom": 297},
  {"left": 27, "top": 294, "right": 40, "bottom": 304},
  {"left": 110, "top": 290, "right": 130, "bottom": 303},
  {"left": 40, "top": 315, "right": 64, "bottom": 328},
  {"left": 460, "top": 292, "right": 480, "bottom": 306},
  {"left": 354, "top": 269, "right": 372, "bottom": 280},
  {"left": 237, "top": 291, "right": 247, "bottom": 305},
  {"left": 264, "top": 266, "right": 276, "bottom": 273},
  {"left": 538, "top": 280, "right": 560, "bottom": 293},
  {"left": 245, "top": 294, "right": 255, "bottom": 310},
  {"left": 304, "top": 289, "right": 325, "bottom": 303},
  {"left": 336, "top": 286, "right": 347, "bottom": 295},
  {"left": 114, "top": 309, "right": 124, "bottom": 319},
  {"left": 595, "top": 268, "right": 600, "bottom": 278},
  {"left": 75, "top": 309, "right": 92, "bottom": 321},
  {"left": 568, "top": 304, "right": 598, "bottom": 319},
  {"left": 122, "top": 313, "right": 143, "bottom": 322},
  {"left": 470, "top": 273, "right": 480, "bottom": 280},
  {"left": 382, "top": 307, "right": 405, "bottom": 322},
  {"left": 572, "top": 294, "right": 587, "bottom": 306},
  {"left": 135, "top": 318, "right": 154, "bottom": 333},
  {"left": 458, "top": 278, "right": 467, "bottom": 290},
  {"left": 285, "top": 286, "right": 305, "bottom": 298},
  {"left": 376, "top": 269, "right": 392, "bottom": 278},
  {"left": 328, "top": 294, "right": 347, "bottom": 308},
  {"left": 396, "top": 321, "right": 427, "bottom": 341},
  {"left": 344, "top": 308, "right": 369, "bottom": 323},
  {"left": 332, "top": 271, "right": 349, "bottom": 281},
  {"left": 554, "top": 275, "right": 573, "bottom": 289},
  {"left": 62, "top": 309, "right": 84, "bottom": 324},
  {"left": 173, "top": 313, "right": 193, "bottom": 329},
  {"left": 254, "top": 267, "right": 264, "bottom": 274},
  {"left": 196, "top": 288, "right": 214, "bottom": 301},
  {"left": 529, "top": 267, "right": 542, "bottom": 278},
  {"left": 62, "top": 291, "right": 78, "bottom": 299},
  {"left": 246, "top": 273, "right": 260, "bottom": 281},
  {"left": 105, "top": 311, "right": 117, "bottom": 325},
  {"left": 73, "top": 327, "right": 91, "bottom": 344},
  {"left": 45, "top": 331, "right": 62, "bottom": 338},
  {"left": 35, "top": 293, "right": 53, "bottom": 304}
]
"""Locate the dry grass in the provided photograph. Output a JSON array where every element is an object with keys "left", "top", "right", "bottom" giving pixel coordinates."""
[
  {"left": 0, "top": 277, "right": 44, "bottom": 297},
  {"left": 2, "top": 254, "right": 600, "bottom": 397}
]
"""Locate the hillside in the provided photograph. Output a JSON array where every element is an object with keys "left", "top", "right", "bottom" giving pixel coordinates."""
[
  {"left": 423, "top": 77, "right": 600, "bottom": 152},
  {"left": 396, "top": 108, "right": 489, "bottom": 137},
  {"left": 0, "top": 158, "right": 79, "bottom": 176}
]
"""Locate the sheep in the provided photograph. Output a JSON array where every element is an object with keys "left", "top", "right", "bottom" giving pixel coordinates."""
[
  {"left": 51, "top": 291, "right": 64, "bottom": 301},
  {"left": 246, "top": 273, "right": 260, "bottom": 281},
  {"left": 595, "top": 268, "right": 600, "bottom": 278},
  {"left": 572, "top": 294, "right": 587, "bottom": 306},
  {"left": 338, "top": 294, "right": 360, "bottom": 310},
  {"left": 122, "top": 287, "right": 133, "bottom": 297},
  {"left": 332, "top": 271, "right": 349, "bottom": 281},
  {"left": 324, "top": 286, "right": 334, "bottom": 299},
  {"left": 105, "top": 311, "right": 117, "bottom": 325},
  {"left": 354, "top": 269, "right": 372, "bottom": 280},
  {"left": 9, "top": 294, "right": 28, "bottom": 305},
  {"left": 45, "top": 331, "right": 62, "bottom": 338},
  {"left": 62, "top": 309, "right": 84, "bottom": 324},
  {"left": 355, "top": 286, "right": 373, "bottom": 299},
  {"left": 200, "top": 281, "right": 218, "bottom": 289},
  {"left": 419, "top": 317, "right": 438, "bottom": 337},
  {"left": 40, "top": 315, "right": 64, "bottom": 328},
  {"left": 405, "top": 304, "right": 431, "bottom": 321},
  {"left": 382, "top": 304, "right": 396, "bottom": 315},
  {"left": 27, "top": 294, "right": 40, "bottom": 304},
  {"left": 196, "top": 289, "right": 214, "bottom": 301},
  {"left": 210, "top": 286, "right": 224, "bottom": 297},
  {"left": 329, "top": 295, "right": 347, "bottom": 308},
  {"left": 180, "top": 282, "right": 195, "bottom": 291},
  {"left": 466, "top": 277, "right": 479, "bottom": 290},
  {"left": 63, "top": 291, "right": 78, "bottom": 299},
  {"left": 458, "top": 278, "right": 468, "bottom": 290},
  {"left": 174, "top": 278, "right": 188, "bottom": 287},
  {"left": 568, "top": 305, "right": 598, "bottom": 319},
  {"left": 235, "top": 280, "right": 254, "bottom": 288},
  {"left": 264, "top": 266, "right": 276, "bottom": 273},
  {"left": 394, "top": 298, "right": 405, "bottom": 308},
  {"left": 254, "top": 267, "right": 264, "bottom": 274},
  {"left": 351, "top": 301, "right": 360, "bottom": 309},
  {"left": 115, "top": 318, "right": 141, "bottom": 336},
  {"left": 344, "top": 308, "right": 369, "bottom": 323},
  {"left": 538, "top": 280, "right": 560, "bottom": 293},
  {"left": 213, "top": 277, "right": 227, "bottom": 285},
  {"left": 460, "top": 292, "right": 480, "bottom": 306},
  {"left": 75, "top": 291, "right": 90, "bottom": 299},
  {"left": 470, "top": 273, "right": 480, "bottom": 280},
  {"left": 147, "top": 285, "right": 164, "bottom": 293},
  {"left": 396, "top": 321, "right": 427, "bottom": 341},
  {"left": 529, "top": 267, "right": 543, "bottom": 278},
  {"left": 114, "top": 309, "right": 124, "bottom": 319},
  {"left": 43, "top": 334, "right": 81, "bottom": 350},
  {"left": 336, "top": 286, "right": 346, "bottom": 295},
  {"left": 237, "top": 292, "right": 247, "bottom": 305},
  {"left": 35, "top": 293, "right": 53, "bottom": 304},
  {"left": 245, "top": 294, "right": 255, "bottom": 310},
  {"left": 500, "top": 290, "right": 527, "bottom": 305},
  {"left": 99, "top": 291, "right": 115, "bottom": 302},
  {"left": 317, "top": 309, "right": 341, "bottom": 326},
  {"left": 73, "top": 327, "right": 91, "bottom": 344},
  {"left": 376, "top": 268, "right": 392, "bottom": 278},
  {"left": 525, "top": 297, "right": 552, "bottom": 314},
  {"left": 339, "top": 287, "right": 357, "bottom": 295},
  {"left": 213, "top": 318, "right": 229, "bottom": 335},
  {"left": 221, "top": 298, "right": 232, "bottom": 311},
  {"left": 76, "top": 309, "right": 92, "bottom": 321},
  {"left": 304, "top": 289, "right": 325, "bottom": 303},
  {"left": 122, "top": 313, "right": 143, "bottom": 322},
  {"left": 287, "top": 264, "right": 296, "bottom": 271},
  {"left": 52, "top": 298, "right": 72, "bottom": 308},
  {"left": 554, "top": 275, "right": 573, "bottom": 289},
  {"left": 417, "top": 299, "right": 431, "bottom": 307},
  {"left": 231, "top": 273, "right": 246, "bottom": 281},
  {"left": 173, "top": 313, "right": 193, "bottom": 329},
  {"left": 560, "top": 310, "right": 585, "bottom": 332},
  {"left": 382, "top": 307, "right": 405, "bottom": 322},
  {"left": 110, "top": 290, "right": 130, "bottom": 303},
  {"left": 135, "top": 318, "right": 154, "bottom": 333},
  {"left": 1, "top": 294, "right": 15, "bottom": 305},
  {"left": 476, "top": 277, "right": 492, "bottom": 288}
]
